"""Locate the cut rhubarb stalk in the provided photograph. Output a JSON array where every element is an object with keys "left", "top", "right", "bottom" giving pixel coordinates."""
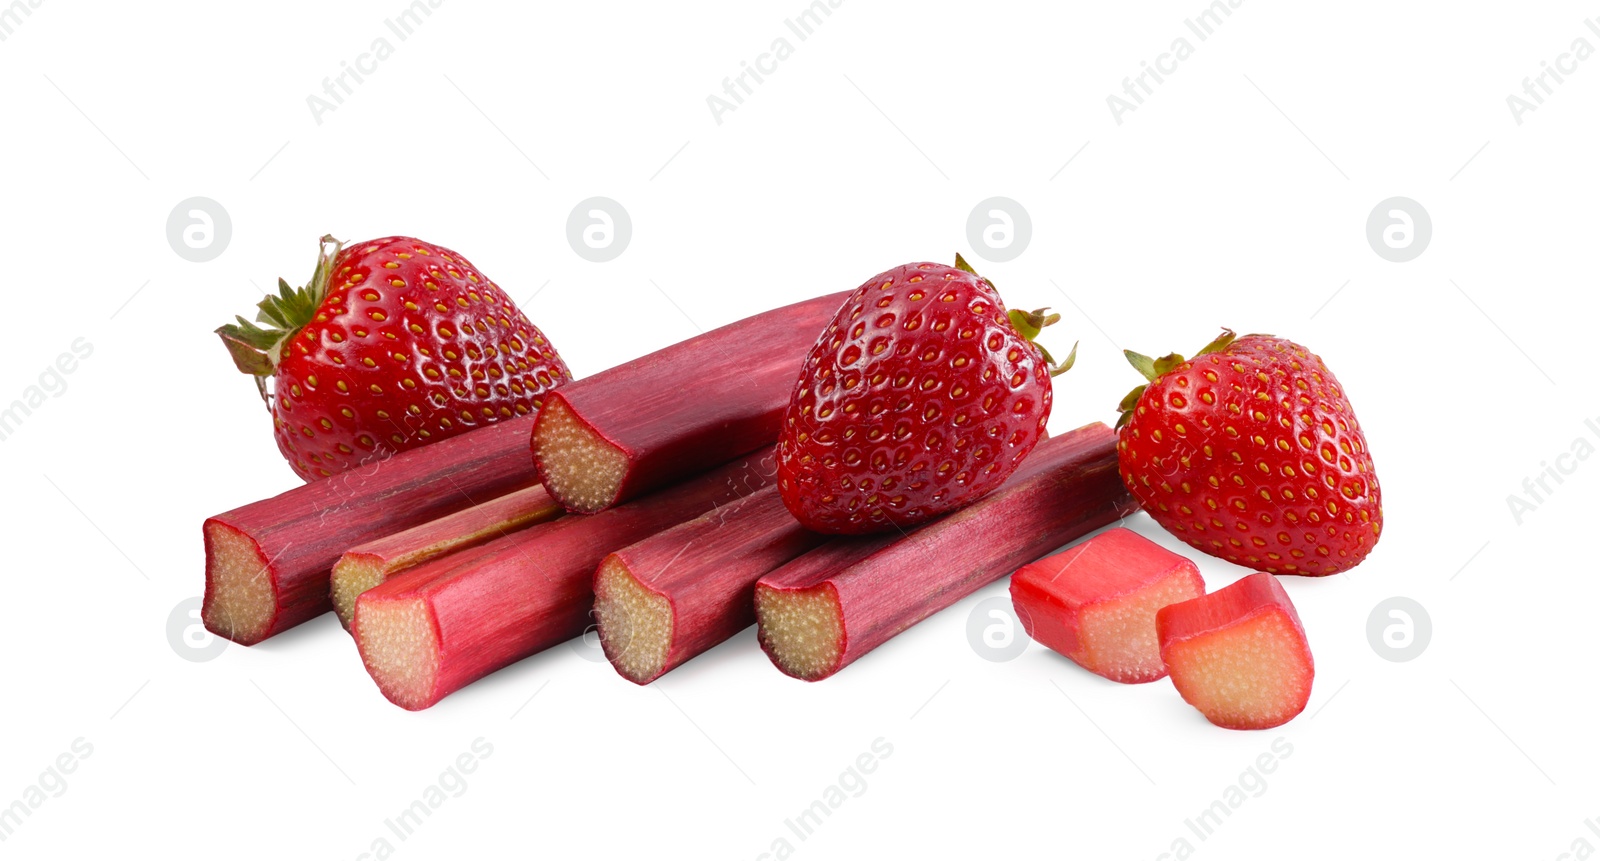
[
  {"left": 353, "top": 449, "right": 776, "bottom": 710},
  {"left": 330, "top": 485, "right": 563, "bottom": 629},
  {"left": 1156, "top": 572, "right": 1315, "bottom": 730},
  {"left": 594, "top": 484, "right": 830, "bottom": 685},
  {"left": 755, "top": 423, "right": 1133, "bottom": 681},
  {"left": 203, "top": 416, "right": 542, "bottom": 645},
  {"left": 1009, "top": 527, "right": 1205, "bottom": 683},
  {"left": 530, "top": 292, "right": 848, "bottom": 514}
]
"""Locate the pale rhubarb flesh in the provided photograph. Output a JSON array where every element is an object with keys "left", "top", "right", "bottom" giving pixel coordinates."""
[
  {"left": 593, "top": 557, "right": 674, "bottom": 683},
  {"left": 1157, "top": 572, "right": 1315, "bottom": 730},
  {"left": 527, "top": 397, "right": 630, "bottom": 514}
]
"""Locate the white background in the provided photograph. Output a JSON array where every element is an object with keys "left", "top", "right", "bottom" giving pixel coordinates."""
[{"left": 1, "top": 1, "right": 1594, "bottom": 858}]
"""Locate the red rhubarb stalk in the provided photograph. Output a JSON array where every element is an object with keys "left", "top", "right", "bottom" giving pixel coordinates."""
[
  {"left": 1009, "top": 527, "right": 1205, "bottom": 683},
  {"left": 203, "top": 416, "right": 542, "bottom": 645},
  {"left": 1156, "top": 572, "right": 1315, "bottom": 730},
  {"left": 594, "top": 483, "right": 830, "bottom": 685},
  {"left": 330, "top": 484, "right": 563, "bottom": 629},
  {"left": 671, "top": 429, "right": 1083, "bottom": 682},
  {"left": 529, "top": 292, "right": 849, "bottom": 514},
  {"left": 754, "top": 423, "right": 1133, "bottom": 681},
  {"left": 353, "top": 450, "right": 777, "bottom": 710}
]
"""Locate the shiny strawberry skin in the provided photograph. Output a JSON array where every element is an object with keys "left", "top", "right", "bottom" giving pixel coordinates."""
[
  {"left": 776, "top": 261, "right": 1052, "bottom": 534},
  {"left": 269, "top": 237, "right": 570, "bottom": 480},
  {"left": 1117, "top": 335, "right": 1381, "bottom": 575}
]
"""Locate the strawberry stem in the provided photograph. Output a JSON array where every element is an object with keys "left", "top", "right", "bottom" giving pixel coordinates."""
[
  {"left": 1195, "top": 328, "right": 1239, "bottom": 358},
  {"left": 1124, "top": 350, "right": 1158, "bottom": 382},
  {"left": 1004, "top": 306, "right": 1076, "bottom": 377},
  {"left": 1045, "top": 340, "right": 1079, "bottom": 378},
  {"left": 960, "top": 255, "right": 1077, "bottom": 379},
  {"left": 215, "top": 235, "right": 343, "bottom": 400},
  {"left": 1116, "top": 328, "right": 1240, "bottom": 430}
]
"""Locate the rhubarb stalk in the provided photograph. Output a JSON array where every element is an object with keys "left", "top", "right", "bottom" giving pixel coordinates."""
[
  {"left": 1009, "top": 527, "right": 1206, "bottom": 683},
  {"left": 594, "top": 483, "right": 830, "bottom": 685},
  {"left": 353, "top": 449, "right": 776, "bottom": 710},
  {"left": 1156, "top": 572, "right": 1315, "bottom": 730},
  {"left": 203, "top": 416, "right": 541, "bottom": 645},
  {"left": 330, "top": 484, "right": 563, "bottom": 629},
  {"left": 754, "top": 423, "right": 1133, "bottom": 681},
  {"left": 529, "top": 292, "right": 848, "bottom": 513}
]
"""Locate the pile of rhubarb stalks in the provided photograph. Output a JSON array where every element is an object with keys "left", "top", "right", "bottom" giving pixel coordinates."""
[{"left": 200, "top": 293, "right": 1158, "bottom": 710}]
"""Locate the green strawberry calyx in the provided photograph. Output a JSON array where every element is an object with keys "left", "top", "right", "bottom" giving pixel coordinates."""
[
  {"left": 216, "top": 235, "right": 344, "bottom": 401},
  {"left": 954, "top": 253, "right": 1078, "bottom": 378},
  {"left": 1115, "top": 328, "right": 1238, "bottom": 431}
]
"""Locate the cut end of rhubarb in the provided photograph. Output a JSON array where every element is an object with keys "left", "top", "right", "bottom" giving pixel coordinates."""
[
  {"left": 353, "top": 595, "right": 441, "bottom": 711},
  {"left": 1077, "top": 574, "right": 1204, "bottom": 683},
  {"left": 1158, "top": 573, "right": 1314, "bottom": 730},
  {"left": 593, "top": 556, "right": 673, "bottom": 684},
  {"left": 530, "top": 395, "right": 629, "bottom": 514},
  {"left": 1011, "top": 528, "right": 1206, "bottom": 684},
  {"left": 202, "top": 520, "right": 276, "bottom": 645},
  {"left": 754, "top": 583, "right": 844, "bottom": 681},
  {"left": 331, "top": 554, "right": 385, "bottom": 631}
]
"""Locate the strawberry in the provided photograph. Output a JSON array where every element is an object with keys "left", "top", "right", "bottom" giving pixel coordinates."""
[
  {"left": 776, "top": 255, "right": 1074, "bottom": 534},
  {"left": 1115, "top": 330, "right": 1381, "bottom": 576},
  {"left": 217, "top": 235, "right": 571, "bottom": 481}
]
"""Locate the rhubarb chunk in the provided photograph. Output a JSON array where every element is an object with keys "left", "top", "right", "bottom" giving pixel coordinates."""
[
  {"left": 594, "top": 484, "right": 830, "bottom": 684},
  {"left": 330, "top": 485, "right": 563, "bottom": 629},
  {"left": 353, "top": 450, "right": 776, "bottom": 710},
  {"left": 755, "top": 424, "right": 1134, "bottom": 681},
  {"left": 1156, "top": 573, "right": 1315, "bottom": 730},
  {"left": 204, "top": 416, "right": 541, "bottom": 645},
  {"left": 1010, "top": 528, "right": 1205, "bottom": 683},
  {"left": 530, "top": 292, "right": 847, "bottom": 513}
]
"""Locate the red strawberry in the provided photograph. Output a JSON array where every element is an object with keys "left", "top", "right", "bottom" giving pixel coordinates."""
[
  {"left": 217, "top": 235, "right": 571, "bottom": 481},
  {"left": 1115, "top": 330, "right": 1381, "bottom": 576},
  {"left": 776, "top": 255, "right": 1074, "bottom": 534}
]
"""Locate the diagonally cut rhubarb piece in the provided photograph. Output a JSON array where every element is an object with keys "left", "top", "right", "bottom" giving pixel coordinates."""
[
  {"left": 353, "top": 449, "right": 776, "bottom": 710},
  {"left": 1156, "top": 572, "right": 1315, "bottom": 730},
  {"left": 204, "top": 416, "right": 541, "bottom": 645},
  {"left": 1010, "top": 527, "right": 1205, "bottom": 683},
  {"left": 754, "top": 423, "right": 1134, "bottom": 681},
  {"left": 330, "top": 484, "right": 563, "bottom": 629},
  {"left": 529, "top": 292, "right": 848, "bottom": 513},
  {"left": 594, "top": 484, "right": 830, "bottom": 685}
]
